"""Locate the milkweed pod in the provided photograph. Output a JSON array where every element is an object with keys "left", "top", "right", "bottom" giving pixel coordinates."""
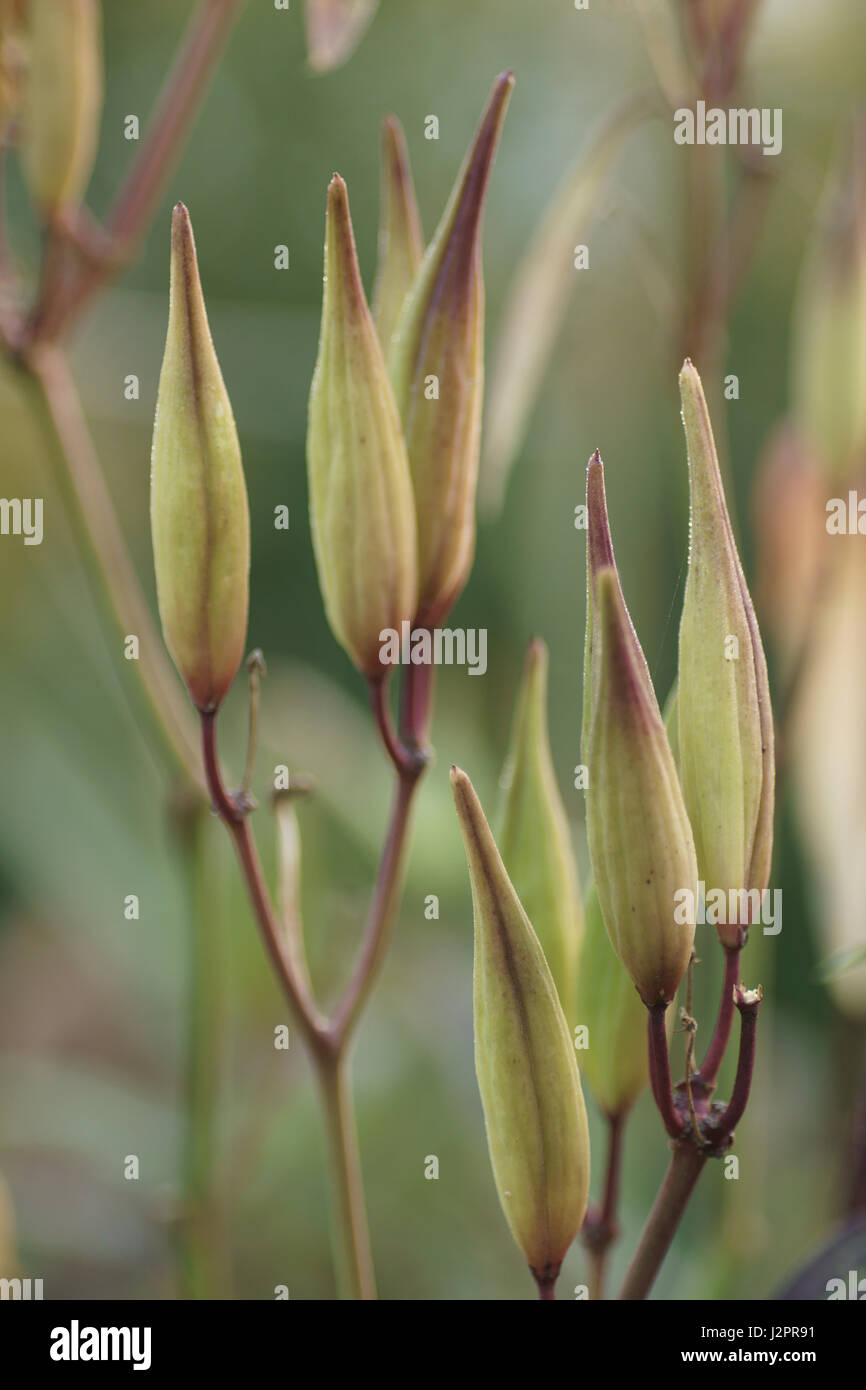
[
  {"left": 496, "top": 637, "right": 582, "bottom": 1012},
  {"left": 583, "top": 453, "right": 697, "bottom": 1006},
  {"left": 150, "top": 204, "right": 250, "bottom": 713},
  {"left": 307, "top": 175, "right": 418, "bottom": 678},
  {"left": 372, "top": 116, "right": 424, "bottom": 351},
  {"left": 575, "top": 884, "right": 650, "bottom": 1117},
  {"left": 451, "top": 765, "right": 590, "bottom": 1294},
  {"left": 390, "top": 72, "right": 513, "bottom": 627},
  {"left": 21, "top": 0, "right": 102, "bottom": 214},
  {"left": 677, "top": 361, "right": 775, "bottom": 947}
]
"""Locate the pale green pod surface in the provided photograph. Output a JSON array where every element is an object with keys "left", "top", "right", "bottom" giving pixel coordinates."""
[
  {"left": 583, "top": 454, "right": 697, "bottom": 1007},
  {"left": 151, "top": 204, "right": 250, "bottom": 713},
  {"left": 496, "top": 637, "right": 583, "bottom": 1013},
  {"left": 372, "top": 116, "right": 424, "bottom": 351},
  {"left": 307, "top": 175, "right": 418, "bottom": 678},
  {"left": 451, "top": 766, "right": 590, "bottom": 1291},
  {"left": 390, "top": 72, "right": 513, "bottom": 627},
  {"left": 22, "top": 0, "right": 102, "bottom": 213},
  {"left": 677, "top": 361, "right": 775, "bottom": 946},
  {"left": 575, "top": 884, "right": 649, "bottom": 1117}
]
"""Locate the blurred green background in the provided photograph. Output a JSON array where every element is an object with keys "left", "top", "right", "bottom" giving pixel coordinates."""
[{"left": 0, "top": 0, "right": 865, "bottom": 1300}]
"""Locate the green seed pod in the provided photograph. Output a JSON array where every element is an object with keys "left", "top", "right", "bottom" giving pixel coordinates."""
[
  {"left": 21, "top": 0, "right": 102, "bottom": 214},
  {"left": 791, "top": 118, "right": 866, "bottom": 481},
  {"left": 372, "top": 115, "right": 423, "bottom": 351},
  {"left": 583, "top": 453, "right": 697, "bottom": 1007},
  {"left": 451, "top": 765, "right": 590, "bottom": 1295},
  {"left": 677, "top": 360, "right": 775, "bottom": 948},
  {"left": 496, "top": 637, "right": 582, "bottom": 1013},
  {"left": 150, "top": 204, "right": 250, "bottom": 713},
  {"left": 307, "top": 175, "right": 417, "bottom": 678},
  {"left": 575, "top": 884, "right": 649, "bottom": 1117},
  {"left": 390, "top": 72, "right": 513, "bottom": 627}
]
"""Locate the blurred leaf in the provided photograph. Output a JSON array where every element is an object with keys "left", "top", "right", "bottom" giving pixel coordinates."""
[
  {"left": 818, "top": 943, "right": 866, "bottom": 983},
  {"left": 480, "top": 90, "right": 661, "bottom": 514},
  {"left": 775, "top": 1215, "right": 866, "bottom": 1299},
  {"left": 304, "top": 0, "right": 379, "bottom": 73}
]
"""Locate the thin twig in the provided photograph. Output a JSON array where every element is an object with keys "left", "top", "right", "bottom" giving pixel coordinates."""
[
  {"left": 199, "top": 710, "right": 326, "bottom": 1042},
  {"left": 583, "top": 1109, "right": 628, "bottom": 1300},
  {"left": 698, "top": 945, "right": 741, "bottom": 1087},
  {"left": 22, "top": 343, "right": 203, "bottom": 788},
  {"left": 647, "top": 1003, "right": 684, "bottom": 1139}
]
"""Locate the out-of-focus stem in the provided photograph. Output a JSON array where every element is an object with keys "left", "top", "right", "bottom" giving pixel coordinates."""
[
  {"left": 21, "top": 343, "right": 203, "bottom": 789},
  {"left": 179, "top": 805, "right": 226, "bottom": 1299},
  {"left": 698, "top": 945, "right": 741, "bottom": 1087},
  {"left": 584, "top": 1108, "right": 628, "bottom": 1300},
  {"left": 201, "top": 709, "right": 379, "bottom": 1298},
  {"left": 329, "top": 767, "right": 422, "bottom": 1043},
  {"left": 312, "top": 1050, "right": 376, "bottom": 1300},
  {"left": 29, "top": 0, "right": 248, "bottom": 342}
]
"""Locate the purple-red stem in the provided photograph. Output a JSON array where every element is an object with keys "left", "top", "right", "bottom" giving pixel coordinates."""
[
  {"left": 584, "top": 1108, "right": 628, "bottom": 1299},
  {"left": 622, "top": 989, "right": 762, "bottom": 1299},
  {"left": 200, "top": 710, "right": 327, "bottom": 1048},
  {"left": 698, "top": 945, "right": 741, "bottom": 1087},
  {"left": 710, "top": 992, "right": 761, "bottom": 1137},
  {"left": 648, "top": 1003, "right": 684, "bottom": 1139},
  {"left": 27, "top": 0, "right": 247, "bottom": 343},
  {"left": 619, "top": 1141, "right": 707, "bottom": 1301}
]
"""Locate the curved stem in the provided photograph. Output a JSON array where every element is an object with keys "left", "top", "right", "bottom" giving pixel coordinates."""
[
  {"left": 648, "top": 1004, "right": 684, "bottom": 1139},
  {"left": 619, "top": 1142, "right": 707, "bottom": 1300},
  {"left": 710, "top": 991, "right": 761, "bottom": 1137},
  {"left": 22, "top": 344, "right": 202, "bottom": 789},
  {"left": 368, "top": 675, "right": 417, "bottom": 777},
  {"left": 329, "top": 767, "right": 422, "bottom": 1044},
  {"left": 698, "top": 946, "right": 741, "bottom": 1087},
  {"left": 200, "top": 711, "right": 326, "bottom": 1043}
]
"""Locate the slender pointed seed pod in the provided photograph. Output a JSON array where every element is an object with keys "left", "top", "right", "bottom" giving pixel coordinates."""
[
  {"left": 307, "top": 175, "right": 418, "bottom": 678},
  {"left": 677, "top": 361, "right": 775, "bottom": 948},
  {"left": 451, "top": 766, "right": 590, "bottom": 1293},
  {"left": 390, "top": 72, "right": 513, "bottom": 627},
  {"left": 583, "top": 454, "right": 697, "bottom": 1007},
  {"left": 496, "top": 637, "right": 582, "bottom": 1011},
  {"left": 575, "top": 885, "right": 650, "bottom": 1117},
  {"left": 372, "top": 116, "right": 424, "bottom": 350},
  {"left": 21, "top": 0, "right": 102, "bottom": 214},
  {"left": 150, "top": 204, "right": 250, "bottom": 713}
]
